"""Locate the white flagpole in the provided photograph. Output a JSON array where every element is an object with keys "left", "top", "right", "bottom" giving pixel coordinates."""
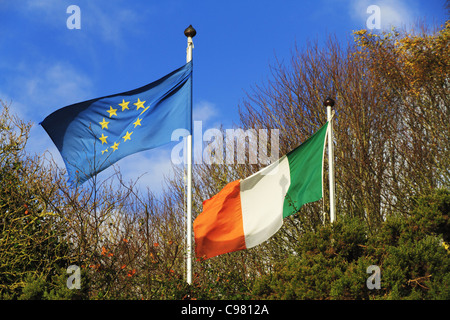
[
  {"left": 324, "top": 97, "right": 336, "bottom": 223},
  {"left": 184, "top": 25, "right": 196, "bottom": 285}
]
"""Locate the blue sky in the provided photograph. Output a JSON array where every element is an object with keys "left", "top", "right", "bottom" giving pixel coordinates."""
[{"left": 0, "top": 0, "right": 447, "bottom": 192}]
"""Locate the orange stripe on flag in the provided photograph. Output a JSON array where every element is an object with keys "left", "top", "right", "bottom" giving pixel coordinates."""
[{"left": 194, "top": 180, "right": 246, "bottom": 259}]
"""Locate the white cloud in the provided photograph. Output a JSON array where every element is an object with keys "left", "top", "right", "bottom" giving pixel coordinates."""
[
  {"left": 0, "top": 59, "right": 93, "bottom": 165},
  {"left": 193, "top": 100, "right": 218, "bottom": 123},
  {"left": 9, "top": 61, "right": 92, "bottom": 120},
  {"left": 77, "top": 2, "right": 149, "bottom": 47},
  {"left": 82, "top": 3, "right": 126, "bottom": 46},
  {"left": 18, "top": 1, "right": 146, "bottom": 46},
  {"left": 106, "top": 146, "right": 176, "bottom": 194},
  {"left": 350, "top": 0, "right": 417, "bottom": 31},
  {"left": 20, "top": 0, "right": 67, "bottom": 28}
]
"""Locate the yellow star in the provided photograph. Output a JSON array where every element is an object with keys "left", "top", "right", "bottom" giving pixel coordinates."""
[
  {"left": 111, "top": 142, "right": 120, "bottom": 151},
  {"left": 99, "top": 118, "right": 109, "bottom": 130},
  {"left": 133, "top": 118, "right": 142, "bottom": 128},
  {"left": 119, "top": 99, "right": 130, "bottom": 111},
  {"left": 122, "top": 131, "right": 133, "bottom": 142},
  {"left": 134, "top": 98, "right": 146, "bottom": 111},
  {"left": 107, "top": 106, "right": 118, "bottom": 118},
  {"left": 101, "top": 148, "right": 109, "bottom": 155},
  {"left": 99, "top": 133, "right": 108, "bottom": 145}
]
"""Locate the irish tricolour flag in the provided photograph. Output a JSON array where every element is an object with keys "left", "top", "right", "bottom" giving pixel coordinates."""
[{"left": 194, "top": 122, "right": 329, "bottom": 259}]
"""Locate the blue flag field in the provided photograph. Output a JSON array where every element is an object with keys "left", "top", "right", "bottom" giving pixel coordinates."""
[{"left": 41, "top": 61, "right": 192, "bottom": 184}]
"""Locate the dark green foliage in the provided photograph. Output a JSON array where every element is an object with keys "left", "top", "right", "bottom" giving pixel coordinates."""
[{"left": 253, "top": 189, "right": 450, "bottom": 300}]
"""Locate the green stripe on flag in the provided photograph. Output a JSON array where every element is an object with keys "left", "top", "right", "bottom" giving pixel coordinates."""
[{"left": 282, "top": 122, "right": 328, "bottom": 218}]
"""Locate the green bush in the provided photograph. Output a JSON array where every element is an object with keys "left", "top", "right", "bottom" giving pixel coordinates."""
[
  {"left": 0, "top": 105, "right": 74, "bottom": 299},
  {"left": 16, "top": 267, "right": 89, "bottom": 300},
  {"left": 253, "top": 189, "right": 450, "bottom": 300}
]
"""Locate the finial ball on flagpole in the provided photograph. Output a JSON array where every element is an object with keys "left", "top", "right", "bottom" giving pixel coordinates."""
[
  {"left": 184, "top": 25, "right": 197, "bottom": 38},
  {"left": 323, "top": 97, "right": 335, "bottom": 108}
]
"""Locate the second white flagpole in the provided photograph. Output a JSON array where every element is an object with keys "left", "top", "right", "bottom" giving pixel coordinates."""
[
  {"left": 324, "top": 97, "right": 336, "bottom": 223},
  {"left": 184, "top": 25, "right": 196, "bottom": 285}
]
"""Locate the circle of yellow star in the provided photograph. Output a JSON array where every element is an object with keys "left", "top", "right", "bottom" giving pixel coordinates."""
[
  {"left": 134, "top": 98, "right": 146, "bottom": 111},
  {"left": 133, "top": 118, "right": 142, "bottom": 128},
  {"left": 111, "top": 142, "right": 120, "bottom": 151},
  {"left": 119, "top": 99, "right": 130, "bottom": 111},
  {"left": 107, "top": 106, "right": 118, "bottom": 118},
  {"left": 99, "top": 118, "right": 109, "bottom": 130},
  {"left": 122, "top": 131, "right": 133, "bottom": 142},
  {"left": 99, "top": 133, "right": 108, "bottom": 145}
]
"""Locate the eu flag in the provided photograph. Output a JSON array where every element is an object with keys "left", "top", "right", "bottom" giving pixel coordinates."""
[{"left": 41, "top": 62, "right": 192, "bottom": 185}]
